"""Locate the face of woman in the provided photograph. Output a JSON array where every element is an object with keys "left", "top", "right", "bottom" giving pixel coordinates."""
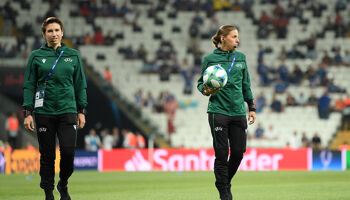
[
  {"left": 43, "top": 23, "right": 63, "bottom": 47},
  {"left": 222, "top": 29, "right": 239, "bottom": 51}
]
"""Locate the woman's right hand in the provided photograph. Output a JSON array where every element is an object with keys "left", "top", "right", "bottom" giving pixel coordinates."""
[
  {"left": 203, "top": 84, "right": 221, "bottom": 96},
  {"left": 24, "top": 115, "right": 35, "bottom": 132}
]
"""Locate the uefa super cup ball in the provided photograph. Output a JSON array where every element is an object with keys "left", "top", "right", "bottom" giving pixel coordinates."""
[{"left": 203, "top": 65, "right": 228, "bottom": 89}]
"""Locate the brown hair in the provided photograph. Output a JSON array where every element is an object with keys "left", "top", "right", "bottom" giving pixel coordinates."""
[
  {"left": 41, "top": 17, "right": 64, "bottom": 34},
  {"left": 211, "top": 25, "right": 238, "bottom": 48}
]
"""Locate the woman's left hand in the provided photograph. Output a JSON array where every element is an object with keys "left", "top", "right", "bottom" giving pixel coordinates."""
[
  {"left": 248, "top": 111, "right": 256, "bottom": 125},
  {"left": 77, "top": 113, "right": 86, "bottom": 129}
]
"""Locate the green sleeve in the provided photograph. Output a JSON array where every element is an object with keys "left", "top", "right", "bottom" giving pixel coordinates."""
[
  {"left": 242, "top": 55, "right": 254, "bottom": 101},
  {"left": 74, "top": 51, "right": 88, "bottom": 108},
  {"left": 197, "top": 56, "right": 208, "bottom": 95},
  {"left": 22, "top": 53, "right": 37, "bottom": 110}
]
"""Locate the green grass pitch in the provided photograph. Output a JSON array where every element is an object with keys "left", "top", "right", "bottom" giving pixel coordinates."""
[{"left": 1, "top": 170, "right": 350, "bottom": 200}]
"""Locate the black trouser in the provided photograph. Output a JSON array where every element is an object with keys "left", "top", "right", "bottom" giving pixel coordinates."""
[
  {"left": 208, "top": 113, "right": 247, "bottom": 192},
  {"left": 35, "top": 113, "right": 77, "bottom": 191}
]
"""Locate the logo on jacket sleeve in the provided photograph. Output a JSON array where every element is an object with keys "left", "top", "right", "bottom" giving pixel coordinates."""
[
  {"left": 64, "top": 58, "right": 73, "bottom": 62},
  {"left": 38, "top": 127, "right": 47, "bottom": 133},
  {"left": 215, "top": 126, "right": 223, "bottom": 132}
]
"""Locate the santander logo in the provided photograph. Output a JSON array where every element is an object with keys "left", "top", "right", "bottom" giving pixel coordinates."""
[
  {"left": 103, "top": 148, "right": 308, "bottom": 172},
  {"left": 153, "top": 149, "right": 215, "bottom": 171}
]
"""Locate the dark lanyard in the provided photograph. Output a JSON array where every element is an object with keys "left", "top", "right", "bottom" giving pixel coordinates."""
[
  {"left": 45, "top": 50, "right": 64, "bottom": 83},
  {"left": 227, "top": 53, "right": 236, "bottom": 74}
]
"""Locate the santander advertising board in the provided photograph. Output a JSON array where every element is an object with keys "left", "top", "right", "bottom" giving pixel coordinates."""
[{"left": 99, "top": 148, "right": 309, "bottom": 172}]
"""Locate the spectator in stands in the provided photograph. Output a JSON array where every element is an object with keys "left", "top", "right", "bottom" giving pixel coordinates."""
[
  {"left": 338, "top": 141, "right": 350, "bottom": 151},
  {"left": 188, "top": 19, "right": 200, "bottom": 47},
  {"left": 307, "top": 91, "right": 319, "bottom": 106},
  {"left": 112, "top": 127, "right": 123, "bottom": 148},
  {"left": 321, "top": 50, "right": 333, "bottom": 66},
  {"left": 333, "top": 48, "right": 343, "bottom": 66},
  {"left": 254, "top": 123, "right": 265, "bottom": 139},
  {"left": 286, "top": 93, "right": 297, "bottom": 106},
  {"left": 318, "top": 91, "right": 331, "bottom": 119},
  {"left": 5, "top": 112, "right": 19, "bottom": 149},
  {"left": 279, "top": 46, "right": 287, "bottom": 60},
  {"left": 289, "top": 131, "right": 300, "bottom": 149},
  {"left": 124, "top": 8, "right": 138, "bottom": 25},
  {"left": 134, "top": 89, "right": 144, "bottom": 108},
  {"left": 274, "top": 78, "right": 287, "bottom": 93},
  {"left": 289, "top": 64, "right": 303, "bottom": 85},
  {"left": 271, "top": 93, "right": 284, "bottom": 113},
  {"left": 327, "top": 79, "right": 346, "bottom": 93},
  {"left": 343, "top": 50, "right": 350, "bottom": 66},
  {"left": 334, "top": 96, "right": 345, "bottom": 112},
  {"left": 296, "top": 92, "right": 308, "bottom": 106},
  {"left": 123, "top": 130, "right": 138, "bottom": 149},
  {"left": 311, "top": 133, "right": 322, "bottom": 150},
  {"left": 144, "top": 91, "right": 156, "bottom": 109},
  {"left": 181, "top": 69, "right": 195, "bottom": 95},
  {"left": 124, "top": 45, "right": 136, "bottom": 59},
  {"left": 104, "top": 66, "right": 112, "bottom": 83},
  {"left": 287, "top": 44, "right": 305, "bottom": 59},
  {"left": 257, "top": 22, "right": 271, "bottom": 39},
  {"left": 208, "top": 16, "right": 219, "bottom": 37},
  {"left": 93, "top": 27, "right": 104, "bottom": 45},
  {"left": 85, "top": 128, "right": 102, "bottom": 152},
  {"left": 32, "top": 35, "right": 42, "bottom": 50},
  {"left": 259, "top": 11, "right": 272, "bottom": 25},
  {"left": 257, "top": 61, "right": 270, "bottom": 86},
  {"left": 159, "top": 61, "right": 171, "bottom": 81},
  {"left": 101, "top": 129, "right": 113, "bottom": 150},
  {"left": 136, "top": 43, "right": 147, "bottom": 61},
  {"left": 103, "top": 31, "right": 115, "bottom": 46},
  {"left": 164, "top": 95, "right": 178, "bottom": 137},
  {"left": 84, "top": 33, "right": 93, "bottom": 45},
  {"left": 334, "top": 12, "right": 345, "bottom": 37},
  {"left": 255, "top": 91, "right": 266, "bottom": 113},
  {"left": 301, "top": 132, "right": 309, "bottom": 147},
  {"left": 265, "top": 124, "right": 278, "bottom": 140},
  {"left": 305, "top": 65, "right": 317, "bottom": 87},
  {"left": 136, "top": 132, "right": 146, "bottom": 148},
  {"left": 277, "top": 61, "right": 289, "bottom": 82},
  {"left": 316, "top": 63, "right": 328, "bottom": 86},
  {"left": 305, "top": 34, "right": 316, "bottom": 59},
  {"left": 154, "top": 92, "right": 166, "bottom": 113},
  {"left": 273, "top": 15, "right": 288, "bottom": 39}
]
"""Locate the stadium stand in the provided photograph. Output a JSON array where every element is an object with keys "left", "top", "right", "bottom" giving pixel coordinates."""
[{"left": 1, "top": 0, "right": 350, "bottom": 149}]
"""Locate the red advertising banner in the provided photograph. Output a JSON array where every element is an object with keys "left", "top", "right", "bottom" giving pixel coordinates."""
[{"left": 99, "top": 148, "right": 309, "bottom": 172}]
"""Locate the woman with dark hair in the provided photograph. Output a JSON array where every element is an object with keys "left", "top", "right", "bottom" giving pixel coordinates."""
[
  {"left": 23, "top": 17, "right": 87, "bottom": 200},
  {"left": 197, "top": 25, "right": 256, "bottom": 200}
]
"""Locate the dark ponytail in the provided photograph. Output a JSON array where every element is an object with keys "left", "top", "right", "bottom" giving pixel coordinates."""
[{"left": 211, "top": 25, "right": 238, "bottom": 48}]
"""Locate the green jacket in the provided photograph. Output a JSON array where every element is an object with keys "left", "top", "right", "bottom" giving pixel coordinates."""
[
  {"left": 197, "top": 48, "right": 254, "bottom": 117},
  {"left": 22, "top": 44, "right": 87, "bottom": 115}
]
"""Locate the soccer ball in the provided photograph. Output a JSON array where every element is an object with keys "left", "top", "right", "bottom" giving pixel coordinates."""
[{"left": 203, "top": 65, "right": 228, "bottom": 89}]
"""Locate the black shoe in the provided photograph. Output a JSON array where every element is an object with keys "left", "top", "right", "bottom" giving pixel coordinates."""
[
  {"left": 218, "top": 187, "right": 229, "bottom": 200},
  {"left": 227, "top": 184, "right": 232, "bottom": 200},
  {"left": 56, "top": 181, "right": 71, "bottom": 200},
  {"left": 45, "top": 190, "right": 54, "bottom": 200}
]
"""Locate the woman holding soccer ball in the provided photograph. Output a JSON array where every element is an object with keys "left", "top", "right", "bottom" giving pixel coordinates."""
[
  {"left": 197, "top": 25, "right": 256, "bottom": 200},
  {"left": 22, "top": 17, "right": 87, "bottom": 200}
]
